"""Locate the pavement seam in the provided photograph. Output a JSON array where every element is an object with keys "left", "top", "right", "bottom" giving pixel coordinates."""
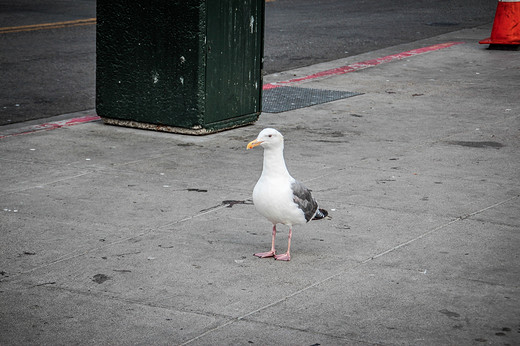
[
  {"left": 0, "top": 200, "right": 242, "bottom": 283},
  {"left": 0, "top": 171, "right": 92, "bottom": 196},
  {"left": 179, "top": 194, "right": 519, "bottom": 345},
  {"left": 3, "top": 184, "right": 516, "bottom": 340},
  {"left": 362, "top": 194, "right": 520, "bottom": 264},
  {"left": 232, "top": 318, "right": 375, "bottom": 345},
  {"left": 7, "top": 270, "right": 369, "bottom": 345}
]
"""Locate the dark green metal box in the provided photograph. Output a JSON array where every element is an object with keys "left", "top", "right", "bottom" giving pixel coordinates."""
[{"left": 96, "top": 1, "right": 264, "bottom": 135}]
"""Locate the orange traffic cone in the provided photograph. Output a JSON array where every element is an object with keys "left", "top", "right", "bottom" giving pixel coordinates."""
[{"left": 480, "top": 0, "right": 520, "bottom": 45}]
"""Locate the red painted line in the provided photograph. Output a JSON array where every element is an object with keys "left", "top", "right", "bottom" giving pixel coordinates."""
[
  {"left": 0, "top": 114, "right": 100, "bottom": 139},
  {"left": 262, "top": 83, "right": 280, "bottom": 90},
  {"left": 1, "top": 42, "right": 463, "bottom": 138},
  {"left": 262, "top": 42, "right": 464, "bottom": 90}
]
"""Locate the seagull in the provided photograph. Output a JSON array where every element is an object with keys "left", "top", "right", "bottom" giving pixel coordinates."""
[{"left": 247, "top": 128, "right": 327, "bottom": 261}]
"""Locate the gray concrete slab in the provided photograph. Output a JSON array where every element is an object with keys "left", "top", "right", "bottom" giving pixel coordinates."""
[
  {"left": 1, "top": 24, "right": 519, "bottom": 345},
  {"left": 244, "top": 218, "right": 519, "bottom": 345},
  {"left": 0, "top": 287, "right": 227, "bottom": 345}
]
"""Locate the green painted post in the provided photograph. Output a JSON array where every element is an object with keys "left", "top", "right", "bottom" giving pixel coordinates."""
[{"left": 96, "top": 0, "right": 264, "bottom": 135}]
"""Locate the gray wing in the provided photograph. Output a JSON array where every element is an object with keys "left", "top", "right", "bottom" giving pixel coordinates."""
[{"left": 291, "top": 180, "right": 318, "bottom": 222}]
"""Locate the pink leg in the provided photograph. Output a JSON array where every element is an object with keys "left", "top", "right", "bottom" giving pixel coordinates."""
[
  {"left": 254, "top": 225, "right": 276, "bottom": 258},
  {"left": 275, "top": 227, "right": 292, "bottom": 261}
]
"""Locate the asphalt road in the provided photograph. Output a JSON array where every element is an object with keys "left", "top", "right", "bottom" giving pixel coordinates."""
[{"left": 0, "top": 0, "right": 496, "bottom": 125}]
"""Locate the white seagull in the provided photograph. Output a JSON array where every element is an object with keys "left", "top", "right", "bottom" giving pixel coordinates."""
[{"left": 247, "top": 128, "right": 327, "bottom": 261}]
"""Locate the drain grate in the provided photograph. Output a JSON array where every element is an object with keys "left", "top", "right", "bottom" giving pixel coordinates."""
[{"left": 262, "top": 86, "right": 362, "bottom": 113}]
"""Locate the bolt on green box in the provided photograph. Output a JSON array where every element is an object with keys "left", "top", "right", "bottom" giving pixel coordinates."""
[{"left": 96, "top": 0, "right": 264, "bottom": 135}]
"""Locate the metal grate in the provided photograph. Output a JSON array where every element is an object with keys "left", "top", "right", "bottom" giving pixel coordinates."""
[{"left": 262, "top": 86, "right": 362, "bottom": 113}]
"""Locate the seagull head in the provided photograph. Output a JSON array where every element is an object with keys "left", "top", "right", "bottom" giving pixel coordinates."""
[{"left": 247, "top": 128, "right": 284, "bottom": 150}]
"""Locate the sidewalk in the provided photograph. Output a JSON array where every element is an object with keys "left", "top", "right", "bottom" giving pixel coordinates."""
[{"left": 1, "top": 25, "right": 519, "bottom": 345}]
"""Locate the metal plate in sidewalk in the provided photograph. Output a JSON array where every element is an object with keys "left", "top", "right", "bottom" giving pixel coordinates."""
[{"left": 262, "top": 86, "right": 362, "bottom": 113}]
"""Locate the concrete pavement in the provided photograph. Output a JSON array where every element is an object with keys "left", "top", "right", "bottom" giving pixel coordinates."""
[{"left": 1, "top": 25, "right": 519, "bottom": 345}]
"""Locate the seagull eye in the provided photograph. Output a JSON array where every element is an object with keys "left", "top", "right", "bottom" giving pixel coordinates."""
[{"left": 268, "top": 134, "right": 272, "bottom": 138}]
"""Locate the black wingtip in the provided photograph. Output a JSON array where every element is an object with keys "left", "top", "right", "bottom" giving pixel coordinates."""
[{"left": 312, "top": 208, "right": 328, "bottom": 220}]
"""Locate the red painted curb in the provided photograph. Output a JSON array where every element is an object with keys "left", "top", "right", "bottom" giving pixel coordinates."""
[
  {"left": 1, "top": 42, "right": 463, "bottom": 138},
  {"left": 0, "top": 114, "right": 101, "bottom": 139},
  {"left": 263, "top": 42, "right": 464, "bottom": 89}
]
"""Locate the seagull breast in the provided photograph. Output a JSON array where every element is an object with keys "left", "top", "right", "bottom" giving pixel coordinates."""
[{"left": 253, "top": 175, "right": 307, "bottom": 226}]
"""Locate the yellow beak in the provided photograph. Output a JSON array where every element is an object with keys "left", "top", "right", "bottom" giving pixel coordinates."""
[{"left": 247, "top": 139, "right": 263, "bottom": 150}]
